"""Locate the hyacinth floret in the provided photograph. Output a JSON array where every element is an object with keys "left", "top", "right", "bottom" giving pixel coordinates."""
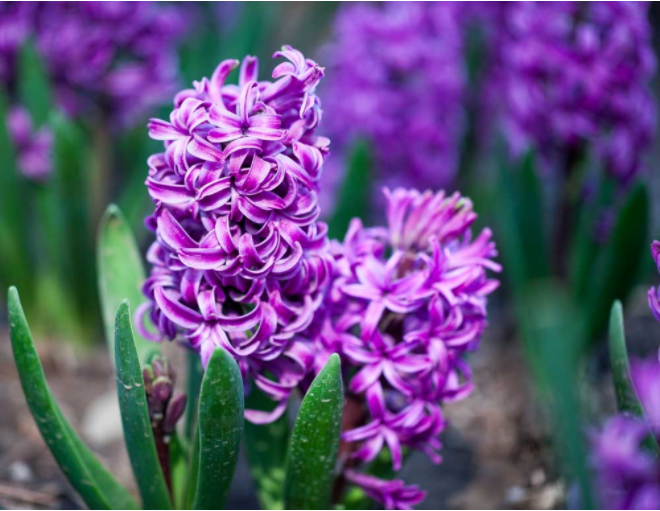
[
  {"left": 316, "top": 187, "right": 500, "bottom": 506},
  {"left": 138, "top": 46, "right": 332, "bottom": 424}
]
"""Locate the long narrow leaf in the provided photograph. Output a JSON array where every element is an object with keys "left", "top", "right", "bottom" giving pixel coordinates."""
[
  {"left": 115, "top": 300, "right": 172, "bottom": 510},
  {"left": 585, "top": 183, "right": 649, "bottom": 343},
  {"left": 8, "top": 287, "right": 136, "bottom": 510},
  {"left": 18, "top": 41, "right": 51, "bottom": 126},
  {"left": 51, "top": 114, "right": 95, "bottom": 325},
  {"left": 284, "top": 353, "right": 344, "bottom": 510},
  {"left": 515, "top": 152, "right": 550, "bottom": 279},
  {"left": 192, "top": 348, "right": 244, "bottom": 510},
  {"left": 0, "top": 93, "right": 31, "bottom": 299},
  {"left": 98, "top": 204, "right": 158, "bottom": 364},
  {"left": 518, "top": 283, "right": 594, "bottom": 509},
  {"left": 245, "top": 388, "right": 290, "bottom": 509},
  {"left": 608, "top": 301, "right": 660, "bottom": 454}
]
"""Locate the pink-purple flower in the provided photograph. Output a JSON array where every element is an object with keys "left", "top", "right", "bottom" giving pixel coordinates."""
[
  {"left": 316, "top": 187, "right": 500, "bottom": 507},
  {"left": 345, "top": 470, "right": 426, "bottom": 511},
  {"left": 138, "top": 46, "right": 332, "bottom": 425}
]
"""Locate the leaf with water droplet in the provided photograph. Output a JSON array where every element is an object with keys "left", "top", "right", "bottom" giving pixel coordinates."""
[
  {"left": 8, "top": 287, "right": 137, "bottom": 509},
  {"left": 192, "top": 348, "right": 244, "bottom": 510},
  {"left": 115, "top": 300, "right": 171, "bottom": 509},
  {"left": 284, "top": 354, "right": 344, "bottom": 510}
]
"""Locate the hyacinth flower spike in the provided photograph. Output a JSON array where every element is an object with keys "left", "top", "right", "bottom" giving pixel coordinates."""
[{"left": 315, "top": 187, "right": 500, "bottom": 508}]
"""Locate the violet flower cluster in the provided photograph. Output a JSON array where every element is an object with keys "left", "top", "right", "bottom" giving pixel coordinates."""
[
  {"left": 493, "top": 2, "right": 656, "bottom": 183},
  {"left": 319, "top": 2, "right": 465, "bottom": 213},
  {"left": 591, "top": 241, "right": 660, "bottom": 509},
  {"left": 314, "top": 187, "right": 500, "bottom": 508},
  {"left": 591, "top": 355, "right": 660, "bottom": 509},
  {"left": 138, "top": 46, "right": 332, "bottom": 425},
  {"left": 1, "top": 2, "right": 187, "bottom": 181},
  {"left": 1, "top": 2, "right": 187, "bottom": 124}
]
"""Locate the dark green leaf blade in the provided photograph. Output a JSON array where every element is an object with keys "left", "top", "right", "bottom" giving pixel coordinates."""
[
  {"left": 284, "top": 353, "right": 344, "bottom": 510},
  {"left": 18, "top": 40, "right": 51, "bottom": 126},
  {"left": 517, "top": 283, "right": 594, "bottom": 509},
  {"left": 608, "top": 301, "right": 660, "bottom": 454},
  {"left": 609, "top": 301, "right": 643, "bottom": 415},
  {"left": 115, "top": 300, "right": 172, "bottom": 510},
  {"left": 245, "top": 388, "right": 290, "bottom": 509},
  {"left": 98, "top": 204, "right": 158, "bottom": 364},
  {"left": 328, "top": 141, "right": 371, "bottom": 239},
  {"left": 0, "top": 92, "right": 31, "bottom": 299},
  {"left": 585, "top": 183, "right": 649, "bottom": 342},
  {"left": 193, "top": 348, "right": 244, "bottom": 510},
  {"left": 8, "top": 286, "right": 136, "bottom": 510}
]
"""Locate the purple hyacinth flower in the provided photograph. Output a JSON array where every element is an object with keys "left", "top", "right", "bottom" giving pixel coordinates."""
[
  {"left": 139, "top": 47, "right": 332, "bottom": 424},
  {"left": 1, "top": 2, "right": 188, "bottom": 126},
  {"left": 631, "top": 355, "right": 660, "bottom": 436},
  {"left": 487, "top": 2, "right": 655, "bottom": 182},
  {"left": 591, "top": 415, "right": 660, "bottom": 510},
  {"left": 6, "top": 105, "right": 52, "bottom": 181},
  {"left": 345, "top": 470, "right": 427, "bottom": 511},
  {"left": 315, "top": 187, "right": 500, "bottom": 507},
  {"left": 319, "top": 2, "right": 466, "bottom": 214}
]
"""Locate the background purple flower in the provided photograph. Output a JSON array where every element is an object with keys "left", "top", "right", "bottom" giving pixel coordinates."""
[
  {"left": 591, "top": 352, "right": 660, "bottom": 510},
  {"left": 591, "top": 415, "right": 660, "bottom": 510},
  {"left": 1, "top": 1, "right": 188, "bottom": 126},
  {"left": 315, "top": 187, "right": 500, "bottom": 505},
  {"left": 139, "top": 46, "right": 333, "bottom": 425},
  {"left": 489, "top": 2, "right": 656, "bottom": 183},
  {"left": 6, "top": 105, "right": 52, "bottom": 181},
  {"left": 319, "top": 2, "right": 466, "bottom": 214}
]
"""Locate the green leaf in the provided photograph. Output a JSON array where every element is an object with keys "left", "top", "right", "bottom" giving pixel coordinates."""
[
  {"left": 193, "top": 348, "right": 244, "bottom": 510},
  {"left": 98, "top": 204, "right": 158, "bottom": 364},
  {"left": 284, "top": 353, "right": 344, "bottom": 510},
  {"left": 498, "top": 151, "right": 550, "bottom": 285},
  {"left": 8, "top": 287, "right": 137, "bottom": 510},
  {"left": 328, "top": 141, "right": 372, "bottom": 239},
  {"left": 493, "top": 152, "right": 534, "bottom": 296},
  {"left": 608, "top": 301, "right": 660, "bottom": 454},
  {"left": 609, "top": 301, "right": 643, "bottom": 415},
  {"left": 584, "top": 183, "right": 649, "bottom": 343},
  {"left": 115, "top": 300, "right": 172, "bottom": 510},
  {"left": 0, "top": 91, "right": 31, "bottom": 299},
  {"left": 517, "top": 283, "right": 594, "bottom": 509},
  {"left": 51, "top": 114, "right": 95, "bottom": 325},
  {"left": 184, "top": 422, "right": 200, "bottom": 511},
  {"left": 169, "top": 434, "right": 188, "bottom": 510},
  {"left": 185, "top": 350, "right": 204, "bottom": 443},
  {"left": 569, "top": 168, "right": 615, "bottom": 300},
  {"left": 18, "top": 40, "right": 51, "bottom": 126},
  {"left": 514, "top": 152, "right": 550, "bottom": 279},
  {"left": 245, "top": 387, "right": 290, "bottom": 510}
]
